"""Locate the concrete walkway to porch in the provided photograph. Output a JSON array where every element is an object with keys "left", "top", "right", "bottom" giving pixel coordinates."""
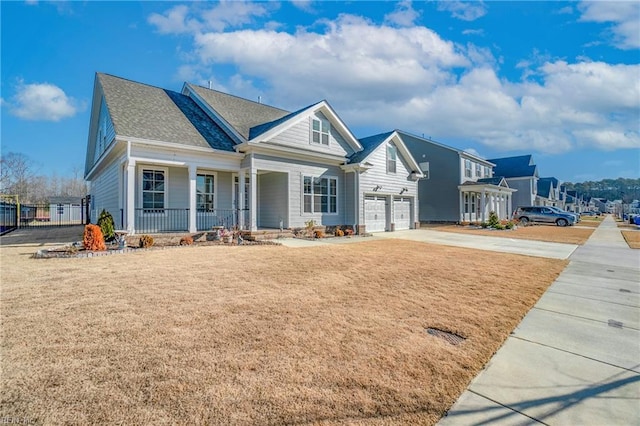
[{"left": 437, "top": 214, "right": 640, "bottom": 425}]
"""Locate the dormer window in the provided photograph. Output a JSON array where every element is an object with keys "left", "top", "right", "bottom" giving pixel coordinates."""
[
  {"left": 387, "top": 144, "right": 397, "bottom": 173},
  {"left": 312, "top": 117, "right": 330, "bottom": 145}
]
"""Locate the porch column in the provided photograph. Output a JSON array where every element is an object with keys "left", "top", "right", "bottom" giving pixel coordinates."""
[
  {"left": 238, "top": 169, "right": 246, "bottom": 229},
  {"left": 188, "top": 165, "right": 197, "bottom": 233},
  {"left": 480, "top": 189, "right": 487, "bottom": 223},
  {"left": 249, "top": 166, "right": 258, "bottom": 231},
  {"left": 126, "top": 160, "right": 136, "bottom": 234},
  {"left": 459, "top": 190, "right": 464, "bottom": 222}
]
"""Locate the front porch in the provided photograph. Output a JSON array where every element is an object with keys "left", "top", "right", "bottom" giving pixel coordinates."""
[{"left": 458, "top": 179, "right": 516, "bottom": 223}]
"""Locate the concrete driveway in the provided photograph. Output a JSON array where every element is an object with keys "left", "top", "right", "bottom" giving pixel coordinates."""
[{"left": 280, "top": 228, "right": 578, "bottom": 260}]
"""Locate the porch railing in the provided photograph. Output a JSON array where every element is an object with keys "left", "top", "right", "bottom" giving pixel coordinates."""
[{"left": 127, "top": 208, "right": 249, "bottom": 233}]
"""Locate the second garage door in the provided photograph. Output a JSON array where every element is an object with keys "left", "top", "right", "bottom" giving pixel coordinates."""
[
  {"left": 364, "top": 196, "right": 387, "bottom": 232},
  {"left": 393, "top": 197, "right": 411, "bottom": 230}
]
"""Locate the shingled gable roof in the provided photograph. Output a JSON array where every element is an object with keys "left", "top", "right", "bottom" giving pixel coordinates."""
[
  {"left": 248, "top": 102, "right": 322, "bottom": 140},
  {"left": 350, "top": 130, "right": 422, "bottom": 174},
  {"left": 487, "top": 154, "right": 538, "bottom": 178},
  {"left": 97, "top": 73, "right": 235, "bottom": 152},
  {"left": 537, "top": 177, "right": 558, "bottom": 198},
  {"left": 185, "top": 83, "right": 290, "bottom": 140}
]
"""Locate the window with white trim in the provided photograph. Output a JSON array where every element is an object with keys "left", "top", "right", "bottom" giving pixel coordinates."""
[
  {"left": 475, "top": 163, "right": 482, "bottom": 177},
  {"left": 387, "top": 144, "right": 397, "bottom": 173},
  {"left": 464, "top": 159, "right": 472, "bottom": 178},
  {"left": 142, "top": 169, "right": 165, "bottom": 212},
  {"left": 196, "top": 174, "right": 215, "bottom": 211},
  {"left": 303, "top": 176, "right": 337, "bottom": 213},
  {"left": 484, "top": 166, "right": 491, "bottom": 177},
  {"left": 311, "top": 117, "right": 330, "bottom": 145}
]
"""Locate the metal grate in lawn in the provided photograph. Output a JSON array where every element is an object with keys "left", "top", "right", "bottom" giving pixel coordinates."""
[{"left": 426, "top": 327, "right": 466, "bottom": 345}]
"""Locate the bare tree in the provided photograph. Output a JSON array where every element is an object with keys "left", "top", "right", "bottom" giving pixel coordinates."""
[
  {"left": 1, "top": 153, "right": 88, "bottom": 203},
  {"left": 0, "top": 152, "right": 36, "bottom": 202}
]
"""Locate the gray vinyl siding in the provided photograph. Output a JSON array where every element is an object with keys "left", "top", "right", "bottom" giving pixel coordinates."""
[
  {"left": 258, "top": 172, "right": 288, "bottom": 228},
  {"left": 90, "top": 158, "right": 120, "bottom": 223},
  {"left": 91, "top": 98, "right": 117, "bottom": 167},
  {"left": 252, "top": 154, "right": 347, "bottom": 228},
  {"left": 266, "top": 112, "right": 354, "bottom": 157},
  {"left": 356, "top": 140, "right": 419, "bottom": 227},
  {"left": 507, "top": 178, "right": 535, "bottom": 208},
  {"left": 402, "top": 134, "right": 460, "bottom": 222},
  {"left": 216, "top": 171, "right": 233, "bottom": 209},
  {"left": 358, "top": 141, "right": 417, "bottom": 195}
]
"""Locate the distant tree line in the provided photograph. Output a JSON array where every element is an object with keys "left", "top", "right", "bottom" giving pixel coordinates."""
[
  {"left": 563, "top": 178, "right": 640, "bottom": 202},
  {"left": 0, "top": 152, "right": 87, "bottom": 203}
]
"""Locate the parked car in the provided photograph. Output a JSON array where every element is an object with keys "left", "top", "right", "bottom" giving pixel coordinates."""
[
  {"left": 547, "top": 206, "right": 580, "bottom": 223},
  {"left": 512, "top": 206, "right": 577, "bottom": 227}
]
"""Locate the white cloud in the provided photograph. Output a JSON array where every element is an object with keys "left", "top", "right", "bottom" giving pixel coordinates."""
[
  {"left": 151, "top": 4, "right": 639, "bottom": 155},
  {"left": 384, "top": 1, "right": 420, "bottom": 27},
  {"left": 148, "top": 5, "right": 199, "bottom": 34},
  {"left": 148, "top": 1, "right": 270, "bottom": 34},
  {"left": 8, "top": 81, "right": 80, "bottom": 121},
  {"left": 578, "top": 1, "right": 640, "bottom": 49},
  {"left": 437, "top": 1, "right": 487, "bottom": 22},
  {"left": 462, "top": 28, "right": 484, "bottom": 36},
  {"left": 292, "top": 0, "right": 315, "bottom": 13}
]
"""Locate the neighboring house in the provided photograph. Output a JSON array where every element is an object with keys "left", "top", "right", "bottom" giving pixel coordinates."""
[
  {"left": 399, "top": 131, "right": 516, "bottom": 223},
  {"left": 536, "top": 177, "right": 561, "bottom": 207},
  {"left": 591, "top": 197, "right": 607, "bottom": 213},
  {"left": 487, "top": 155, "right": 539, "bottom": 209},
  {"left": 84, "top": 73, "right": 422, "bottom": 235}
]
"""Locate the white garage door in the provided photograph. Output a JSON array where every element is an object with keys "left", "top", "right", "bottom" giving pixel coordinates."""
[
  {"left": 364, "top": 196, "right": 387, "bottom": 232},
  {"left": 393, "top": 197, "right": 411, "bottom": 230}
]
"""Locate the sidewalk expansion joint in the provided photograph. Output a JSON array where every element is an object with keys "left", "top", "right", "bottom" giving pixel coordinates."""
[
  {"left": 531, "top": 306, "right": 640, "bottom": 331},
  {"left": 466, "top": 389, "right": 549, "bottom": 425},
  {"left": 538, "top": 291, "right": 640, "bottom": 308},
  {"left": 510, "top": 336, "right": 640, "bottom": 374}
]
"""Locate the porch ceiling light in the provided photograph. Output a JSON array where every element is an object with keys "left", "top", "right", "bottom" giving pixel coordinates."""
[{"left": 373, "top": 185, "right": 382, "bottom": 192}]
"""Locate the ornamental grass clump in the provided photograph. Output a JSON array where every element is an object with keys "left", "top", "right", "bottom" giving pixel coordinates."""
[
  {"left": 83, "top": 224, "right": 106, "bottom": 251},
  {"left": 139, "top": 235, "right": 154, "bottom": 248},
  {"left": 180, "top": 236, "right": 194, "bottom": 246}
]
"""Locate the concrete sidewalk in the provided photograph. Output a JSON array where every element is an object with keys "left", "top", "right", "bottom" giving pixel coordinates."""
[{"left": 438, "top": 215, "right": 640, "bottom": 425}]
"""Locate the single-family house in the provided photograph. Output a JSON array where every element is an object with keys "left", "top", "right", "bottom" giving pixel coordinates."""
[
  {"left": 536, "top": 177, "right": 561, "bottom": 207},
  {"left": 487, "top": 155, "right": 539, "bottom": 210},
  {"left": 399, "top": 131, "right": 516, "bottom": 223},
  {"left": 84, "top": 73, "right": 422, "bottom": 235}
]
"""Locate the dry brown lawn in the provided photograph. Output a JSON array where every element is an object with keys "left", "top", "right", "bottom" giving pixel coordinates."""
[
  {"left": 423, "top": 223, "right": 594, "bottom": 245},
  {"left": 1, "top": 240, "right": 567, "bottom": 425},
  {"left": 621, "top": 230, "right": 640, "bottom": 249}
]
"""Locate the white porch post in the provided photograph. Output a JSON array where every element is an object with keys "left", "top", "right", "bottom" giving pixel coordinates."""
[
  {"left": 249, "top": 158, "right": 258, "bottom": 231},
  {"left": 507, "top": 194, "right": 512, "bottom": 218},
  {"left": 188, "top": 165, "right": 197, "bottom": 233},
  {"left": 481, "top": 189, "right": 487, "bottom": 223},
  {"left": 238, "top": 168, "right": 246, "bottom": 229},
  {"left": 126, "top": 160, "right": 136, "bottom": 234},
  {"left": 459, "top": 190, "right": 464, "bottom": 222}
]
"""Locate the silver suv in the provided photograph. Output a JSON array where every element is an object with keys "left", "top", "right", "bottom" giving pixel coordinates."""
[{"left": 512, "top": 206, "right": 576, "bottom": 227}]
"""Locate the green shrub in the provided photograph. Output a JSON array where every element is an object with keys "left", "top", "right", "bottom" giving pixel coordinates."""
[
  {"left": 505, "top": 221, "right": 515, "bottom": 230},
  {"left": 139, "top": 235, "right": 154, "bottom": 248},
  {"left": 97, "top": 209, "right": 116, "bottom": 241},
  {"left": 488, "top": 211, "right": 500, "bottom": 228},
  {"left": 480, "top": 222, "right": 489, "bottom": 228}
]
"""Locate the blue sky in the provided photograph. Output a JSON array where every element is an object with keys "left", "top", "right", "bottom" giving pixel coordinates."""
[{"left": 1, "top": 0, "right": 639, "bottom": 183}]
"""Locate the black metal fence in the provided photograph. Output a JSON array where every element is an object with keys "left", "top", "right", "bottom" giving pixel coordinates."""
[
  {"left": 0, "top": 199, "right": 89, "bottom": 234},
  {"left": 0, "top": 202, "right": 18, "bottom": 234},
  {"left": 123, "top": 208, "right": 249, "bottom": 233}
]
